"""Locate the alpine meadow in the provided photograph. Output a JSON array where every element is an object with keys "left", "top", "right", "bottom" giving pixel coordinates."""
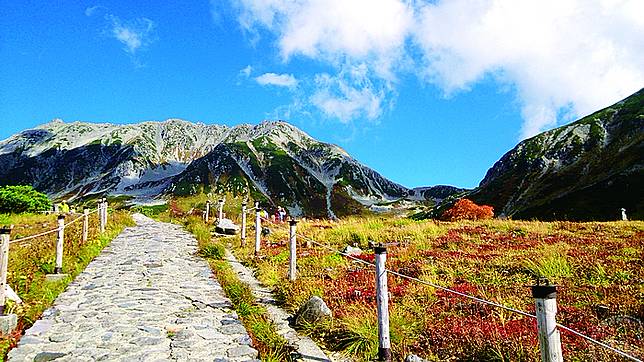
[{"left": 0, "top": 1, "right": 642, "bottom": 362}]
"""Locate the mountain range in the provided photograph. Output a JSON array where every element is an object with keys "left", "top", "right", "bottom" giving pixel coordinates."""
[
  {"left": 0, "top": 119, "right": 451, "bottom": 217},
  {"left": 0, "top": 88, "right": 641, "bottom": 220}
]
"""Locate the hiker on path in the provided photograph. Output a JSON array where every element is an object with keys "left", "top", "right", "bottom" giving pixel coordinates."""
[
  {"left": 278, "top": 206, "right": 287, "bottom": 223},
  {"left": 60, "top": 200, "right": 70, "bottom": 213}
]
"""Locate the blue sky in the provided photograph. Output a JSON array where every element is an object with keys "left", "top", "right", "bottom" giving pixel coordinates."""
[{"left": 1, "top": 1, "right": 642, "bottom": 189}]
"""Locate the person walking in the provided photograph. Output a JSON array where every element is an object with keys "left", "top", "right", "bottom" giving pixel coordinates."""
[
  {"left": 278, "top": 206, "right": 287, "bottom": 223},
  {"left": 60, "top": 200, "right": 70, "bottom": 213}
]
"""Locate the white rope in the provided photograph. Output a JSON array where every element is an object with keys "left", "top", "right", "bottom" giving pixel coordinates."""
[
  {"left": 556, "top": 323, "right": 643, "bottom": 362},
  {"left": 9, "top": 228, "right": 58, "bottom": 244},
  {"left": 295, "top": 232, "right": 643, "bottom": 362},
  {"left": 299, "top": 233, "right": 534, "bottom": 318},
  {"left": 297, "top": 233, "right": 376, "bottom": 268},
  {"left": 64, "top": 214, "right": 85, "bottom": 227},
  {"left": 386, "top": 269, "right": 537, "bottom": 319},
  {"left": 9, "top": 208, "right": 99, "bottom": 245}
]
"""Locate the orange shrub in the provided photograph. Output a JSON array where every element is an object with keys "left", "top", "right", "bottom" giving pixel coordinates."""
[{"left": 441, "top": 198, "right": 494, "bottom": 221}]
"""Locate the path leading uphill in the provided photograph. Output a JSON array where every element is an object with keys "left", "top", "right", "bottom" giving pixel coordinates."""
[{"left": 8, "top": 214, "right": 259, "bottom": 362}]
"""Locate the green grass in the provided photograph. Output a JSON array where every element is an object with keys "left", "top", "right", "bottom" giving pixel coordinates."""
[
  {"left": 202, "top": 242, "right": 293, "bottom": 361},
  {"left": 132, "top": 204, "right": 168, "bottom": 219},
  {"left": 523, "top": 244, "right": 573, "bottom": 282}
]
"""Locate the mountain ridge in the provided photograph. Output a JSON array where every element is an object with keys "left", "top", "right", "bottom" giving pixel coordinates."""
[
  {"left": 0, "top": 119, "right": 459, "bottom": 217},
  {"left": 468, "top": 88, "right": 644, "bottom": 220}
]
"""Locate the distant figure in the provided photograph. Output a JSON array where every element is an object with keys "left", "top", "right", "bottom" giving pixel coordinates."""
[
  {"left": 60, "top": 200, "right": 70, "bottom": 213},
  {"left": 621, "top": 208, "right": 628, "bottom": 221},
  {"left": 277, "top": 206, "right": 287, "bottom": 223}
]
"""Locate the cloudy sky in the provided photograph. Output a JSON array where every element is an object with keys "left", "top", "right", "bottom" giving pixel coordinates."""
[{"left": 1, "top": 1, "right": 642, "bottom": 188}]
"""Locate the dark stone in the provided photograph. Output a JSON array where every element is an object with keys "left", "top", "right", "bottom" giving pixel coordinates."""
[{"left": 34, "top": 352, "right": 67, "bottom": 362}]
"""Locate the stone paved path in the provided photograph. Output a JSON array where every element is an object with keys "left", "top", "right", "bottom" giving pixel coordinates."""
[{"left": 8, "top": 214, "right": 259, "bottom": 362}]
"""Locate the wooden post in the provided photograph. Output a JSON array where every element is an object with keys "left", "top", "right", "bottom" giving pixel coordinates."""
[
  {"left": 55, "top": 215, "right": 65, "bottom": 274},
  {"left": 98, "top": 200, "right": 105, "bottom": 233},
  {"left": 205, "top": 201, "right": 210, "bottom": 223},
  {"left": 0, "top": 227, "right": 11, "bottom": 315},
  {"left": 103, "top": 200, "right": 108, "bottom": 228},
  {"left": 218, "top": 199, "right": 224, "bottom": 221},
  {"left": 241, "top": 203, "right": 247, "bottom": 246},
  {"left": 255, "top": 203, "right": 261, "bottom": 256},
  {"left": 374, "top": 244, "right": 391, "bottom": 362},
  {"left": 82, "top": 208, "right": 89, "bottom": 244},
  {"left": 288, "top": 220, "right": 297, "bottom": 281},
  {"left": 532, "top": 283, "right": 563, "bottom": 362}
]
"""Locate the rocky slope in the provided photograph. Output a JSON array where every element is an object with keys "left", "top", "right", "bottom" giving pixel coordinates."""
[
  {"left": 0, "top": 119, "right": 420, "bottom": 217},
  {"left": 469, "top": 88, "right": 644, "bottom": 221},
  {"left": 167, "top": 121, "right": 409, "bottom": 217},
  {"left": 409, "top": 186, "right": 467, "bottom": 202}
]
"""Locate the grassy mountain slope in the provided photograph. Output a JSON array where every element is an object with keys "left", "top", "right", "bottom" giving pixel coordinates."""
[{"left": 469, "top": 88, "right": 644, "bottom": 220}]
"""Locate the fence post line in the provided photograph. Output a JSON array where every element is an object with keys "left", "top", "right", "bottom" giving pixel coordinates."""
[
  {"left": 532, "top": 282, "right": 563, "bottom": 362},
  {"left": 205, "top": 201, "right": 211, "bottom": 223},
  {"left": 0, "top": 226, "right": 12, "bottom": 315},
  {"left": 98, "top": 200, "right": 105, "bottom": 233},
  {"left": 241, "top": 203, "right": 247, "bottom": 246},
  {"left": 254, "top": 202, "right": 261, "bottom": 256},
  {"left": 218, "top": 199, "right": 224, "bottom": 221},
  {"left": 374, "top": 244, "right": 391, "bottom": 362},
  {"left": 288, "top": 220, "right": 297, "bottom": 281},
  {"left": 103, "top": 200, "right": 109, "bottom": 228},
  {"left": 82, "top": 208, "right": 89, "bottom": 244},
  {"left": 54, "top": 215, "right": 65, "bottom": 274}
]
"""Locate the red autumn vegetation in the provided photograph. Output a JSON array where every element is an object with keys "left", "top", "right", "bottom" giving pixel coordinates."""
[{"left": 442, "top": 198, "right": 494, "bottom": 221}]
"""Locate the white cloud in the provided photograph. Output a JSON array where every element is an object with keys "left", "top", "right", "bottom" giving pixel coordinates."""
[
  {"left": 311, "top": 63, "right": 386, "bottom": 122},
  {"left": 414, "top": 0, "right": 644, "bottom": 138},
  {"left": 84, "top": 5, "right": 106, "bottom": 17},
  {"left": 108, "top": 15, "right": 156, "bottom": 55},
  {"left": 255, "top": 72, "right": 298, "bottom": 88},
  {"left": 229, "top": 0, "right": 644, "bottom": 137},
  {"left": 232, "top": 0, "right": 412, "bottom": 78},
  {"left": 239, "top": 65, "right": 253, "bottom": 78}
]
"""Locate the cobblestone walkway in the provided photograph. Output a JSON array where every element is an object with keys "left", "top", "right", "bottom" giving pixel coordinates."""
[{"left": 8, "top": 214, "right": 258, "bottom": 362}]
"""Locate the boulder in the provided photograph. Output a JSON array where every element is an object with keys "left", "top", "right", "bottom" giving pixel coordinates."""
[
  {"left": 295, "top": 296, "right": 332, "bottom": 327},
  {"left": 342, "top": 245, "right": 363, "bottom": 256},
  {"left": 215, "top": 218, "right": 240, "bottom": 235},
  {"left": 405, "top": 354, "right": 430, "bottom": 362}
]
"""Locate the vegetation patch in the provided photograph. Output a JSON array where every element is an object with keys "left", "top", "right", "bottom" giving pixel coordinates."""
[
  {"left": 0, "top": 186, "right": 51, "bottom": 214},
  {"left": 231, "top": 215, "right": 644, "bottom": 361}
]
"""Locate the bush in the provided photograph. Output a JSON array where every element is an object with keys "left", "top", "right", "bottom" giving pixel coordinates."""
[
  {"left": 441, "top": 198, "right": 494, "bottom": 221},
  {"left": 0, "top": 185, "right": 52, "bottom": 214},
  {"left": 200, "top": 243, "right": 226, "bottom": 260}
]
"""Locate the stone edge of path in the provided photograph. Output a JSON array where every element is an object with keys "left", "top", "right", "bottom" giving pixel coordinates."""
[{"left": 224, "top": 249, "right": 347, "bottom": 362}]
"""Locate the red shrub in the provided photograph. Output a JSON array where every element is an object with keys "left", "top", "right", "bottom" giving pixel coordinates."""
[{"left": 442, "top": 199, "right": 494, "bottom": 221}]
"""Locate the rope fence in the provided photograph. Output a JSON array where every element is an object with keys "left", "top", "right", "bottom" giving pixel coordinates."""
[
  {"left": 297, "top": 231, "right": 642, "bottom": 362},
  {"left": 0, "top": 200, "right": 111, "bottom": 327},
  {"left": 227, "top": 201, "right": 642, "bottom": 362}
]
